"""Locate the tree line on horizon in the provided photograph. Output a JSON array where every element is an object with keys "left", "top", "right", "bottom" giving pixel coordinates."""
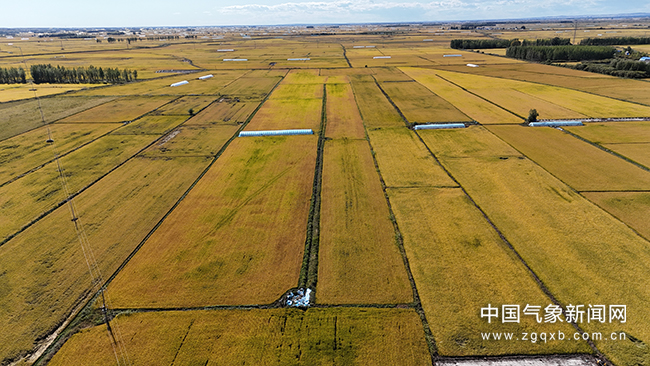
[
  {"left": 30, "top": 64, "right": 137, "bottom": 84},
  {"left": 450, "top": 37, "right": 571, "bottom": 50}
]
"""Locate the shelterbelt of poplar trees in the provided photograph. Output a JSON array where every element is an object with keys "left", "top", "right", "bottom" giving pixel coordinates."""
[
  {"left": 29, "top": 64, "right": 137, "bottom": 84},
  {"left": 0, "top": 67, "right": 27, "bottom": 84}
]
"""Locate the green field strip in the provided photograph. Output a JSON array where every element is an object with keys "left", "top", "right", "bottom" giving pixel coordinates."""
[
  {"left": 416, "top": 127, "right": 650, "bottom": 366},
  {"left": 0, "top": 96, "right": 117, "bottom": 141},
  {"left": 0, "top": 123, "right": 120, "bottom": 187},
  {"left": 486, "top": 125, "right": 650, "bottom": 191},
  {"left": 48, "top": 308, "right": 432, "bottom": 366},
  {"left": 0, "top": 156, "right": 210, "bottom": 365}
]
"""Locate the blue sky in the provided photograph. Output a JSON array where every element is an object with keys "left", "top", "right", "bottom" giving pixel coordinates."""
[{"left": 1, "top": 0, "right": 649, "bottom": 28}]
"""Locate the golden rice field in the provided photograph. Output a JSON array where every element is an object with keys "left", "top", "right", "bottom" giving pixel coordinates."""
[
  {"left": 2, "top": 26, "right": 650, "bottom": 366},
  {"left": 420, "top": 127, "right": 650, "bottom": 366},
  {"left": 486, "top": 125, "right": 650, "bottom": 191},
  {"left": 318, "top": 139, "right": 412, "bottom": 304},
  {"left": 48, "top": 308, "right": 431, "bottom": 366},
  {"left": 106, "top": 136, "right": 318, "bottom": 308},
  {"left": 324, "top": 82, "right": 366, "bottom": 139},
  {"left": 388, "top": 187, "right": 590, "bottom": 356}
]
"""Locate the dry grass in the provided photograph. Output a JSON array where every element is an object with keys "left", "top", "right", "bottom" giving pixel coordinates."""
[
  {"left": 325, "top": 83, "right": 366, "bottom": 139},
  {"left": 388, "top": 187, "right": 589, "bottom": 356},
  {"left": 0, "top": 156, "right": 209, "bottom": 365},
  {"left": 140, "top": 125, "right": 240, "bottom": 157},
  {"left": 0, "top": 123, "right": 118, "bottom": 184},
  {"left": 185, "top": 101, "right": 260, "bottom": 126},
  {"left": 367, "top": 127, "right": 457, "bottom": 188},
  {"left": 486, "top": 125, "right": 650, "bottom": 191},
  {"left": 244, "top": 98, "right": 322, "bottom": 131},
  {"left": 318, "top": 139, "right": 412, "bottom": 304},
  {"left": 566, "top": 122, "right": 650, "bottom": 144},
  {"left": 399, "top": 67, "right": 523, "bottom": 124},
  {"left": 0, "top": 134, "right": 155, "bottom": 242},
  {"left": 379, "top": 81, "right": 471, "bottom": 123},
  {"left": 49, "top": 308, "right": 431, "bottom": 366},
  {"left": 59, "top": 96, "right": 174, "bottom": 123},
  {"left": 0, "top": 96, "right": 115, "bottom": 141},
  {"left": 107, "top": 136, "right": 318, "bottom": 307},
  {"left": 349, "top": 80, "right": 405, "bottom": 129}
]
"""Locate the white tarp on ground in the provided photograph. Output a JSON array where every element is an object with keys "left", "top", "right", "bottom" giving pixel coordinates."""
[
  {"left": 239, "top": 129, "right": 314, "bottom": 137},
  {"left": 414, "top": 123, "right": 466, "bottom": 130}
]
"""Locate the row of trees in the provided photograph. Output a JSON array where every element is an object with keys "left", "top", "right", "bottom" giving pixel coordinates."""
[
  {"left": 505, "top": 45, "right": 615, "bottom": 62},
  {"left": 569, "top": 59, "right": 650, "bottom": 78},
  {"left": 580, "top": 37, "right": 650, "bottom": 46},
  {"left": 0, "top": 67, "right": 27, "bottom": 84},
  {"left": 450, "top": 38, "right": 511, "bottom": 49},
  {"left": 30, "top": 64, "right": 137, "bottom": 84},
  {"left": 450, "top": 37, "right": 571, "bottom": 49}
]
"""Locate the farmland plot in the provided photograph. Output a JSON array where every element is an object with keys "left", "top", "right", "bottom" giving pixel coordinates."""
[
  {"left": 49, "top": 308, "right": 431, "bottom": 366},
  {"left": 388, "top": 187, "right": 588, "bottom": 356},
  {"left": 349, "top": 80, "right": 404, "bottom": 129},
  {"left": 318, "top": 139, "right": 412, "bottom": 304},
  {"left": 325, "top": 83, "right": 365, "bottom": 139},
  {"left": 0, "top": 123, "right": 118, "bottom": 184},
  {"left": 486, "top": 125, "right": 650, "bottom": 191},
  {"left": 418, "top": 127, "right": 650, "bottom": 366},
  {"left": 0, "top": 156, "right": 209, "bottom": 365},
  {"left": 107, "top": 136, "right": 318, "bottom": 307},
  {"left": 59, "top": 96, "right": 175, "bottom": 123}
]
